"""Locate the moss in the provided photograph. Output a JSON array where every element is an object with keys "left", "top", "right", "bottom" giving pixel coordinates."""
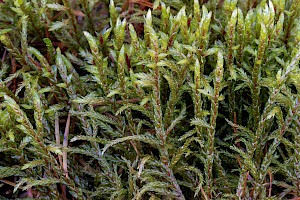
[{"left": 0, "top": 0, "right": 299, "bottom": 199}]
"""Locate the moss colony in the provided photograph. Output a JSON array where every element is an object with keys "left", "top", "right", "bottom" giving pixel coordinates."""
[{"left": 0, "top": 0, "right": 300, "bottom": 199}]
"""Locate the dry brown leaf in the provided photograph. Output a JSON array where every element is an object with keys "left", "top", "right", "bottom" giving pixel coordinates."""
[{"left": 73, "top": 10, "right": 85, "bottom": 17}]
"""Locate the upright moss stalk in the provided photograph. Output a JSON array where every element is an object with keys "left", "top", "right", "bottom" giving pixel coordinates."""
[
  {"left": 251, "top": 23, "right": 268, "bottom": 128},
  {"left": 194, "top": 59, "right": 202, "bottom": 120},
  {"left": 225, "top": 6, "right": 238, "bottom": 122},
  {"left": 193, "top": 6, "right": 212, "bottom": 141},
  {"left": 206, "top": 51, "right": 224, "bottom": 198},
  {"left": 84, "top": 31, "right": 108, "bottom": 93},
  {"left": 146, "top": 10, "right": 185, "bottom": 199}
]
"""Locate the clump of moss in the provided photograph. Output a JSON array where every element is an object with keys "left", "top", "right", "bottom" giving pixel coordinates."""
[{"left": 0, "top": 0, "right": 300, "bottom": 199}]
